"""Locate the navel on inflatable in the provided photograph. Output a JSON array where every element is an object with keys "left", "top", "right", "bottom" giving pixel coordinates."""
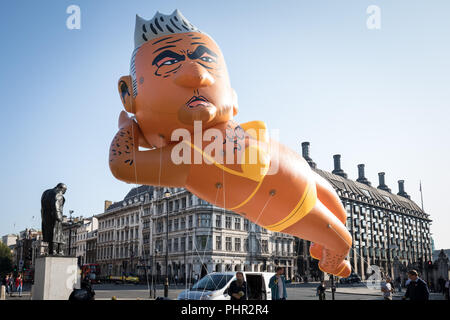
[{"left": 109, "top": 10, "right": 352, "bottom": 277}]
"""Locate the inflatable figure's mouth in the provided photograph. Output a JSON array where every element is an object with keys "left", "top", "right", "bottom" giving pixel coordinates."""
[
  {"left": 186, "top": 95, "right": 209, "bottom": 108},
  {"left": 178, "top": 95, "right": 217, "bottom": 125}
]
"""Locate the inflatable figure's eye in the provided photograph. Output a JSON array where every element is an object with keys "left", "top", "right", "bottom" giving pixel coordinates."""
[
  {"left": 198, "top": 52, "right": 216, "bottom": 63},
  {"left": 152, "top": 50, "right": 186, "bottom": 68},
  {"left": 157, "top": 57, "right": 181, "bottom": 67}
]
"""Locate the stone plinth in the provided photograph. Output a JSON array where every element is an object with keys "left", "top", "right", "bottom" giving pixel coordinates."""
[{"left": 32, "top": 256, "right": 80, "bottom": 300}]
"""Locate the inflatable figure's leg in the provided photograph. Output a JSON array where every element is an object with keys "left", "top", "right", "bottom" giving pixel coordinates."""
[
  {"left": 283, "top": 199, "right": 352, "bottom": 277},
  {"left": 309, "top": 173, "right": 349, "bottom": 263}
]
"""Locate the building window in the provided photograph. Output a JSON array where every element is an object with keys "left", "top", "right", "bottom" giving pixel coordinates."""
[
  {"left": 216, "top": 236, "right": 222, "bottom": 250},
  {"left": 198, "top": 214, "right": 211, "bottom": 227},
  {"left": 157, "top": 221, "right": 163, "bottom": 233},
  {"left": 174, "top": 219, "right": 179, "bottom": 231},
  {"left": 196, "top": 236, "right": 210, "bottom": 250},
  {"left": 244, "top": 219, "right": 249, "bottom": 231},
  {"left": 234, "top": 218, "right": 241, "bottom": 230},
  {"left": 235, "top": 238, "right": 241, "bottom": 252},
  {"left": 262, "top": 240, "right": 268, "bottom": 253},
  {"left": 188, "top": 236, "right": 193, "bottom": 250},
  {"left": 245, "top": 238, "right": 249, "bottom": 252},
  {"left": 181, "top": 237, "right": 186, "bottom": 251},
  {"left": 188, "top": 216, "right": 193, "bottom": 228},
  {"left": 225, "top": 217, "right": 232, "bottom": 229},
  {"left": 174, "top": 238, "right": 179, "bottom": 252},
  {"left": 180, "top": 217, "right": 186, "bottom": 229},
  {"left": 226, "top": 237, "right": 232, "bottom": 251},
  {"left": 216, "top": 215, "right": 221, "bottom": 228}
]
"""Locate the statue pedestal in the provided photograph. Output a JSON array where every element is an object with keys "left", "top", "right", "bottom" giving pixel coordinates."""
[{"left": 32, "top": 256, "right": 80, "bottom": 300}]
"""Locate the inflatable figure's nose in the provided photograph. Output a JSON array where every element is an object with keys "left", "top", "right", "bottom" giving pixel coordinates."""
[{"left": 174, "top": 62, "right": 215, "bottom": 88}]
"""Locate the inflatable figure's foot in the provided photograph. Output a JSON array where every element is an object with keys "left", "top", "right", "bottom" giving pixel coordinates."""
[
  {"left": 318, "top": 248, "right": 351, "bottom": 278},
  {"left": 309, "top": 242, "right": 323, "bottom": 260}
]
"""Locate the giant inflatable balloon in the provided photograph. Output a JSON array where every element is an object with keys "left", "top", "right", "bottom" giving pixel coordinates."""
[{"left": 109, "top": 10, "right": 352, "bottom": 277}]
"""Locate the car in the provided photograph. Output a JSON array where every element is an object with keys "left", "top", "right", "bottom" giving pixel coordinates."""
[
  {"left": 339, "top": 273, "right": 361, "bottom": 284},
  {"left": 177, "top": 271, "right": 275, "bottom": 300}
]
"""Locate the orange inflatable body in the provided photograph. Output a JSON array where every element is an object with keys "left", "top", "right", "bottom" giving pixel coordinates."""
[{"left": 109, "top": 10, "right": 352, "bottom": 277}]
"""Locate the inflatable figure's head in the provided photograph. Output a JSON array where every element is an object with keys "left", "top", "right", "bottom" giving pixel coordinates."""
[{"left": 118, "top": 10, "right": 238, "bottom": 147}]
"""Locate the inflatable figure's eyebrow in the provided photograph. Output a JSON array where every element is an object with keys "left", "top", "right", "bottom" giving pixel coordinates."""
[
  {"left": 152, "top": 50, "right": 185, "bottom": 66},
  {"left": 153, "top": 45, "right": 177, "bottom": 54},
  {"left": 187, "top": 45, "right": 217, "bottom": 59}
]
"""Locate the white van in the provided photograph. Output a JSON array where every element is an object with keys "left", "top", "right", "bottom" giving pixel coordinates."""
[{"left": 177, "top": 272, "right": 275, "bottom": 300}]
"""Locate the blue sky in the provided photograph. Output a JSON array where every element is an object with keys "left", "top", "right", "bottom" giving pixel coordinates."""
[{"left": 0, "top": 0, "right": 449, "bottom": 248}]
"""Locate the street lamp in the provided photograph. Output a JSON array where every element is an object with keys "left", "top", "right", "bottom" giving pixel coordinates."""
[
  {"left": 383, "top": 215, "right": 392, "bottom": 277},
  {"left": 184, "top": 232, "right": 187, "bottom": 289},
  {"left": 153, "top": 248, "right": 158, "bottom": 298},
  {"left": 68, "top": 210, "right": 74, "bottom": 256},
  {"left": 163, "top": 189, "right": 171, "bottom": 298}
]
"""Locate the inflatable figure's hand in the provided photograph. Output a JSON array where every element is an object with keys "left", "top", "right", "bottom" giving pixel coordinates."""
[
  {"left": 118, "top": 111, "right": 153, "bottom": 150},
  {"left": 109, "top": 111, "right": 143, "bottom": 181}
]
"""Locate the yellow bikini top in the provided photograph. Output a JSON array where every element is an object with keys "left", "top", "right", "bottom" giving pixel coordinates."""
[{"left": 185, "top": 120, "right": 271, "bottom": 183}]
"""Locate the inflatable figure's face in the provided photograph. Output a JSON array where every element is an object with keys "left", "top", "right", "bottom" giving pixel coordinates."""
[{"left": 119, "top": 32, "right": 238, "bottom": 147}]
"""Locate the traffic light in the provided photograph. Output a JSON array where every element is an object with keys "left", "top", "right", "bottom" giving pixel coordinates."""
[{"left": 427, "top": 261, "right": 432, "bottom": 269}]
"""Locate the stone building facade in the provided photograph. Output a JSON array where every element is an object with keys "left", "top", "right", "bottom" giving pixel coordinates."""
[
  {"left": 96, "top": 186, "right": 295, "bottom": 281},
  {"left": 298, "top": 142, "right": 433, "bottom": 282}
]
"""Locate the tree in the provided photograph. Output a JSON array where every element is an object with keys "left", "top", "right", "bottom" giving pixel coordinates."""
[{"left": 0, "top": 241, "right": 14, "bottom": 276}]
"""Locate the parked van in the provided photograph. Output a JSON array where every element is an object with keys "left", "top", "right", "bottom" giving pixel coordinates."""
[{"left": 177, "top": 272, "right": 275, "bottom": 300}]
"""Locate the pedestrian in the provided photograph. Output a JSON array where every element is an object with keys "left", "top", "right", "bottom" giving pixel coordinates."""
[
  {"left": 381, "top": 277, "right": 394, "bottom": 300},
  {"left": 316, "top": 281, "right": 326, "bottom": 300},
  {"left": 174, "top": 274, "right": 178, "bottom": 286},
  {"left": 15, "top": 274, "right": 23, "bottom": 297},
  {"left": 269, "top": 267, "right": 287, "bottom": 300},
  {"left": 2, "top": 274, "right": 9, "bottom": 295},
  {"left": 226, "top": 271, "right": 248, "bottom": 301},
  {"left": 8, "top": 274, "right": 14, "bottom": 296},
  {"left": 402, "top": 270, "right": 429, "bottom": 301},
  {"left": 396, "top": 276, "right": 402, "bottom": 293}
]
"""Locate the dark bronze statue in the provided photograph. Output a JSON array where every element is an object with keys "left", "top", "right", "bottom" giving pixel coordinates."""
[{"left": 41, "top": 183, "right": 67, "bottom": 255}]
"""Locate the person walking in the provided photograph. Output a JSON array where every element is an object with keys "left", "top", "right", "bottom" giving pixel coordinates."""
[
  {"left": 15, "top": 274, "right": 23, "bottom": 297},
  {"left": 316, "top": 281, "right": 326, "bottom": 300},
  {"left": 8, "top": 274, "right": 14, "bottom": 297},
  {"left": 395, "top": 276, "right": 402, "bottom": 293},
  {"left": 402, "top": 270, "right": 429, "bottom": 301},
  {"left": 269, "top": 267, "right": 287, "bottom": 300},
  {"left": 2, "top": 274, "right": 9, "bottom": 295},
  {"left": 381, "top": 277, "right": 394, "bottom": 300},
  {"left": 226, "top": 272, "right": 248, "bottom": 301}
]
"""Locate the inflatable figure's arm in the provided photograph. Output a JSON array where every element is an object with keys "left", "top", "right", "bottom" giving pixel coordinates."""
[{"left": 109, "top": 111, "right": 189, "bottom": 187}]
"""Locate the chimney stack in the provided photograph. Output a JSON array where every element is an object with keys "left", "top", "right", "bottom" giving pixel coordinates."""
[
  {"left": 377, "top": 172, "right": 391, "bottom": 192},
  {"left": 332, "top": 154, "right": 347, "bottom": 178},
  {"left": 301, "top": 142, "right": 316, "bottom": 168},
  {"left": 104, "top": 200, "right": 112, "bottom": 211},
  {"left": 356, "top": 164, "right": 371, "bottom": 186},
  {"left": 397, "top": 180, "right": 410, "bottom": 199}
]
